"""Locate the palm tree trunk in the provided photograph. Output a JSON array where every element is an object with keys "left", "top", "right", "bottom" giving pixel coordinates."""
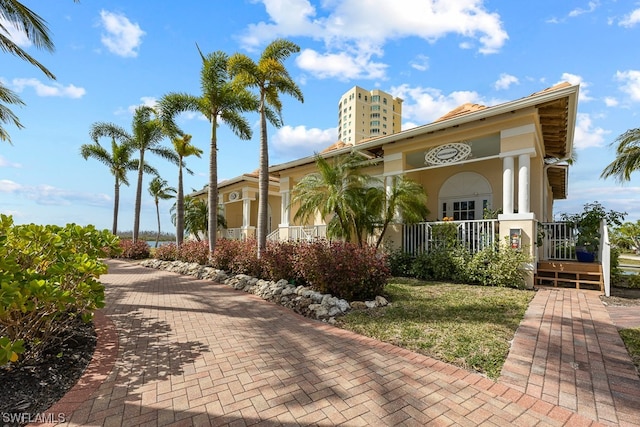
[
  {"left": 176, "top": 158, "right": 184, "bottom": 245},
  {"left": 257, "top": 101, "right": 269, "bottom": 258},
  {"left": 133, "top": 150, "right": 145, "bottom": 243},
  {"left": 155, "top": 200, "right": 161, "bottom": 247},
  {"left": 208, "top": 115, "right": 218, "bottom": 254},
  {"left": 113, "top": 178, "right": 120, "bottom": 235}
]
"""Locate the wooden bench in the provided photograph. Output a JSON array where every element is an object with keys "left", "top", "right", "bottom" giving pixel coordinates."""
[{"left": 535, "top": 261, "right": 603, "bottom": 292}]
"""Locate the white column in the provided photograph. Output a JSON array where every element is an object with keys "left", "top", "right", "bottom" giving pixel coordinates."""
[
  {"left": 518, "top": 153, "right": 530, "bottom": 214},
  {"left": 242, "top": 198, "right": 250, "bottom": 228},
  {"left": 503, "top": 156, "right": 514, "bottom": 215},
  {"left": 280, "top": 191, "right": 290, "bottom": 226}
]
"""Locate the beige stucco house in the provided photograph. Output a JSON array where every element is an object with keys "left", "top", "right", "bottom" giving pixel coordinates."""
[{"left": 193, "top": 82, "right": 589, "bottom": 290}]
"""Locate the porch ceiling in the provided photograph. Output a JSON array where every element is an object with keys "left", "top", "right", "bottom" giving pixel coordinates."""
[
  {"left": 547, "top": 165, "right": 568, "bottom": 199},
  {"left": 537, "top": 97, "right": 570, "bottom": 160}
]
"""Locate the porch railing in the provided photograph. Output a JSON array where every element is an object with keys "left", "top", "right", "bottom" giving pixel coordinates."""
[
  {"left": 403, "top": 219, "right": 498, "bottom": 256},
  {"left": 267, "top": 225, "right": 328, "bottom": 242},
  {"left": 538, "top": 222, "right": 577, "bottom": 261},
  {"left": 222, "top": 227, "right": 244, "bottom": 240}
]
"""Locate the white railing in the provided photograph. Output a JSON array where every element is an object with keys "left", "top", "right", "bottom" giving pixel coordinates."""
[
  {"left": 539, "top": 222, "right": 577, "bottom": 261},
  {"left": 223, "top": 228, "right": 244, "bottom": 240},
  {"left": 403, "top": 220, "right": 498, "bottom": 256},
  {"left": 266, "top": 229, "right": 280, "bottom": 242},
  {"left": 287, "top": 225, "right": 327, "bottom": 241}
]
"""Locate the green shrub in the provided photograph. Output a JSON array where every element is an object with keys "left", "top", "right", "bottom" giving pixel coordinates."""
[
  {"left": 177, "top": 240, "right": 210, "bottom": 265},
  {"left": 154, "top": 242, "right": 178, "bottom": 261},
  {"left": 385, "top": 248, "right": 414, "bottom": 277},
  {"left": 467, "top": 240, "right": 532, "bottom": 288},
  {"left": 294, "top": 241, "right": 390, "bottom": 301},
  {"left": 117, "top": 239, "right": 150, "bottom": 259},
  {"left": 410, "top": 246, "right": 470, "bottom": 282},
  {"left": 0, "top": 215, "right": 119, "bottom": 366}
]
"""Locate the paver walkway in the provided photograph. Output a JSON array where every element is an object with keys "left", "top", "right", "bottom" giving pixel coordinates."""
[
  {"left": 43, "top": 261, "right": 635, "bottom": 426},
  {"left": 500, "top": 288, "right": 640, "bottom": 426}
]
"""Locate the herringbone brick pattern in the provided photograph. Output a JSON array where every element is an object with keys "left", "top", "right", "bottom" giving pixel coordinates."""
[{"left": 47, "top": 261, "right": 624, "bottom": 426}]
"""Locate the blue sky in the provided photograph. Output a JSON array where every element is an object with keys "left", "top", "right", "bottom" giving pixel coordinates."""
[{"left": 1, "top": 0, "right": 640, "bottom": 233}]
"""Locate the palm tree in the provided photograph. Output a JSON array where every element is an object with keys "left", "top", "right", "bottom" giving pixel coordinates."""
[
  {"left": 170, "top": 134, "right": 202, "bottom": 245},
  {"left": 148, "top": 177, "right": 176, "bottom": 247},
  {"left": 601, "top": 128, "right": 640, "bottom": 182},
  {"left": 375, "top": 175, "right": 429, "bottom": 248},
  {"left": 157, "top": 49, "right": 255, "bottom": 253},
  {"left": 292, "top": 153, "right": 429, "bottom": 248},
  {"left": 1, "top": 0, "right": 70, "bottom": 142},
  {"left": 91, "top": 106, "right": 178, "bottom": 242},
  {"left": 79, "top": 137, "right": 138, "bottom": 234},
  {"left": 292, "top": 153, "right": 371, "bottom": 243},
  {"left": 228, "top": 38, "right": 304, "bottom": 256},
  {"left": 171, "top": 196, "right": 227, "bottom": 241}
]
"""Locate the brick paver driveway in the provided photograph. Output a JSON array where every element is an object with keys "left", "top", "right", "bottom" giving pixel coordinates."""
[{"left": 53, "top": 260, "right": 609, "bottom": 426}]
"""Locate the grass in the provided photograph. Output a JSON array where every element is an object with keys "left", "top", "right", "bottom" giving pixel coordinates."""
[
  {"left": 619, "top": 328, "right": 640, "bottom": 374},
  {"left": 337, "top": 277, "right": 535, "bottom": 380}
]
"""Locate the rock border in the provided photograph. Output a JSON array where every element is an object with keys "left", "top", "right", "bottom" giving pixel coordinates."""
[{"left": 140, "top": 259, "right": 389, "bottom": 324}]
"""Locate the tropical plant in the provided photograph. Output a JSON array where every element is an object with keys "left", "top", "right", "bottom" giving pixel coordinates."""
[
  {"left": 601, "top": 128, "right": 640, "bottom": 182},
  {"left": 157, "top": 49, "right": 255, "bottom": 253},
  {"left": 292, "top": 153, "right": 371, "bottom": 243},
  {"left": 80, "top": 136, "right": 137, "bottom": 234},
  {"left": 375, "top": 175, "right": 429, "bottom": 248},
  {"left": 148, "top": 176, "right": 176, "bottom": 247},
  {"left": 171, "top": 196, "right": 227, "bottom": 241},
  {"left": 169, "top": 134, "right": 202, "bottom": 245},
  {"left": 611, "top": 220, "right": 640, "bottom": 253},
  {"left": 292, "top": 153, "right": 429, "bottom": 248},
  {"left": 0, "top": 0, "right": 78, "bottom": 143},
  {"left": 559, "top": 201, "right": 626, "bottom": 255},
  {"left": 90, "top": 106, "right": 178, "bottom": 242},
  {"left": 228, "top": 38, "right": 304, "bottom": 257}
]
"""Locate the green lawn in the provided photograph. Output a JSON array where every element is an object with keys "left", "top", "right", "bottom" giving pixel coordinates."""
[
  {"left": 337, "top": 278, "right": 535, "bottom": 380},
  {"left": 620, "top": 328, "right": 640, "bottom": 374}
]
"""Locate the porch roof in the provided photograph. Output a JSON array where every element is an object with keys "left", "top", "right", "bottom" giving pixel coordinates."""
[{"left": 269, "top": 83, "right": 579, "bottom": 179}]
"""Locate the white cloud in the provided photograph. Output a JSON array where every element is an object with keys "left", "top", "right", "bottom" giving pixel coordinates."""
[
  {"left": 390, "top": 84, "right": 497, "bottom": 123},
  {"left": 0, "top": 155, "right": 22, "bottom": 168},
  {"left": 10, "top": 78, "right": 86, "bottom": 98},
  {"left": 99, "top": 10, "right": 145, "bottom": 58},
  {"left": 272, "top": 125, "right": 338, "bottom": 157},
  {"left": 410, "top": 54, "right": 429, "bottom": 72},
  {"left": 568, "top": 1, "right": 599, "bottom": 17},
  {"left": 0, "top": 16, "right": 32, "bottom": 47},
  {"left": 604, "top": 97, "right": 618, "bottom": 107},
  {"left": 241, "top": 0, "right": 508, "bottom": 80},
  {"left": 494, "top": 73, "right": 519, "bottom": 90},
  {"left": 559, "top": 73, "right": 593, "bottom": 102},
  {"left": 573, "top": 113, "right": 609, "bottom": 150},
  {"left": 616, "top": 70, "right": 640, "bottom": 101},
  {"left": 0, "top": 179, "right": 110, "bottom": 206},
  {"left": 619, "top": 8, "right": 640, "bottom": 28},
  {"left": 296, "top": 49, "right": 387, "bottom": 80}
]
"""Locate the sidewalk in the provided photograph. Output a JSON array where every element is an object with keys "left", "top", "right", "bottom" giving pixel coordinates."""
[
  {"left": 500, "top": 288, "right": 640, "bottom": 426},
  {"left": 44, "top": 260, "right": 634, "bottom": 426}
]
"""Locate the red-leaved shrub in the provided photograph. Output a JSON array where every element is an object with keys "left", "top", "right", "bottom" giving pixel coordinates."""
[
  {"left": 117, "top": 239, "right": 150, "bottom": 260},
  {"left": 260, "top": 240, "right": 304, "bottom": 284},
  {"left": 294, "top": 241, "right": 390, "bottom": 301},
  {"left": 228, "top": 239, "right": 261, "bottom": 276},
  {"left": 154, "top": 243, "right": 177, "bottom": 261},
  {"left": 210, "top": 239, "right": 243, "bottom": 271},
  {"left": 177, "top": 240, "right": 211, "bottom": 265}
]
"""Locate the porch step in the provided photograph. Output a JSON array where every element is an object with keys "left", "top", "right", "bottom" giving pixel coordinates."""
[{"left": 535, "top": 261, "right": 603, "bottom": 292}]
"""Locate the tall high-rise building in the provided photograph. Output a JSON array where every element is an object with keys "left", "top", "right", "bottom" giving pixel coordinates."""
[{"left": 337, "top": 86, "right": 403, "bottom": 145}]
